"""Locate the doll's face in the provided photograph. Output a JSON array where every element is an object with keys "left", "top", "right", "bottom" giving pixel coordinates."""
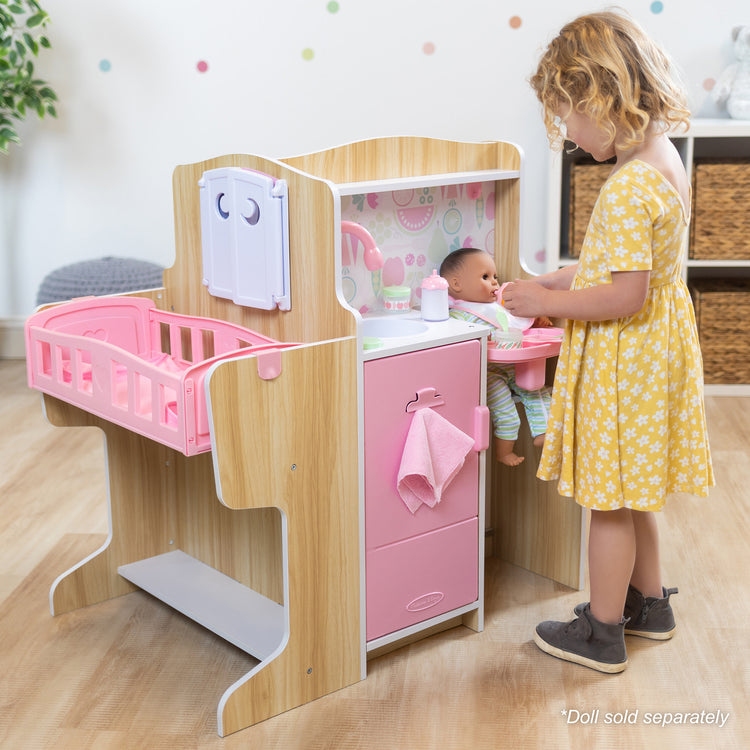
[{"left": 447, "top": 252, "right": 499, "bottom": 303}]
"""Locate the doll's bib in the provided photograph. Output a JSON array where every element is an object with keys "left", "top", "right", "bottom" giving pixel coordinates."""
[{"left": 449, "top": 299, "right": 534, "bottom": 331}]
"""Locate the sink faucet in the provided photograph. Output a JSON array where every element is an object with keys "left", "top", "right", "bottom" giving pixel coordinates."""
[{"left": 341, "top": 221, "right": 384, "bottom": 272}]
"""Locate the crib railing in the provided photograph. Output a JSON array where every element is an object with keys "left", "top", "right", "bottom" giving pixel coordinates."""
[{"left": 26, "top": 296, "right": 295, "bottom": 455}]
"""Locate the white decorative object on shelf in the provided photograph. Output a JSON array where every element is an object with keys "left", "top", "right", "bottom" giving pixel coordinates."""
[{"left": 713, "top": 26, "right": 750, "bottom": 120}]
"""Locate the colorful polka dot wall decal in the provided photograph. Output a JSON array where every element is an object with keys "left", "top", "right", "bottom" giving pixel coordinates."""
[
  {"left": 196, "top": 60, "right": 208, "bottom": 73},
  {"left": 301, "top": 4, "right": 339, "bottom": 62},
  {"left": 423, "top": 42, "right": 435, "bottom": 55},
  {"left": 98, "top": 59, "right": 111, "bottom": 72},
  {"left": 703, "top": 78, "right": 716, "bottom": 91},
  {"left": 509, "top": 16, "right": 522, "bottom": 29},
  {"left": 650, "top": 1, "right": 664, "bottom": 13}
]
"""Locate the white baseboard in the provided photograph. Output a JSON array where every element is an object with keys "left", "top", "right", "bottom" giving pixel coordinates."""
[
  {"left": 0, "top": 317, "right": 26, "bottom": 359},
  {"left": 704, "top": 384, "right": 750, "bottom": 396}
]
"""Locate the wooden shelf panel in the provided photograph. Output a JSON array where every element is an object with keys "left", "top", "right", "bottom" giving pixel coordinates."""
[{"left": 118, "top": 550, "right": 286, "bottom": 661}]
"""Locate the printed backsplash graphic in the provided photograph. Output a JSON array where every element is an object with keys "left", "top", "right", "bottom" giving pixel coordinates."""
[{"left": 341, "top": 181, "right": 496, "bottom": 313}]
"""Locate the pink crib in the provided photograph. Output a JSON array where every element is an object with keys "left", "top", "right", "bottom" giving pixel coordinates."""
[{"left": 25, "top": 296, "right": 296, "bottom": 455}]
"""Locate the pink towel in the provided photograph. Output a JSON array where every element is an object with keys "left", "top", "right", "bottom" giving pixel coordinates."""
[{"left": 397, "top": 407, "right": 475, "bottom": 514}]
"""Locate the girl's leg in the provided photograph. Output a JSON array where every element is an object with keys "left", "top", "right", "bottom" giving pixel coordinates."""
[
  {"left": 570, "top": 508, "right": 675, "bottom": 640},
  {"left": 534, "top": 510, "right": 671, "bottom": 670},
  {"left": 588, "top": 508, "right": 635, "bottom": 625},
  {"left": 624, "top": 511, "right": 677, "bottom": 639},
  {"left": 533, "top": 508, "right": 633, "bottom": 672},
  {"left": 629, "top": 510, "right": 663, "bottom": 598}
]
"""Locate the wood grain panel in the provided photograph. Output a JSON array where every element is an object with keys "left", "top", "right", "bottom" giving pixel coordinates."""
[
  {"left": 281, "top": 136, "right": 520, "bottom": 183},
  {"left": 208, "top": 338, "right": 361, "bottom": 734},
  {"left": 165, "top": 154, "right": 354, "bottom": 344}
]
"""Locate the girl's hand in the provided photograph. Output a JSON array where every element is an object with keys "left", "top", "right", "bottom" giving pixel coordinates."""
[{"left": 501, "top": 279, "right": 548, "bottom": 319}]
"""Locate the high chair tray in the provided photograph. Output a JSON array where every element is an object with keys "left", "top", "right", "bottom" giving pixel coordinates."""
[
  {"left": 487, "top": 328, "right": 563, "bottom": 364},
  {"left": 26, "top": 296, "right": 296, "bottom": 455}
]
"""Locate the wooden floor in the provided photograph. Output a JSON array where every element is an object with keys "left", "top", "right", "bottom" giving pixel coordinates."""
[{"left": 1, "top": 357, "right": 748, "bottom": 749}]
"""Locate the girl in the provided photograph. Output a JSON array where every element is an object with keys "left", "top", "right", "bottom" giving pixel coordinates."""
[{"left": 501, "top": 10, "right": 714, "bottom": 673}]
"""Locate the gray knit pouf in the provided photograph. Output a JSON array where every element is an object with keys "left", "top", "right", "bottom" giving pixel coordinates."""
[{"left": 36, "top": 256, "right": 165, "bottom": 306}]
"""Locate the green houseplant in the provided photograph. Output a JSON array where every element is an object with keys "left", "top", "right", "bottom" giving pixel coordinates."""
[{"left": 0, "top": 0, "right": 57, "bottom": 153}]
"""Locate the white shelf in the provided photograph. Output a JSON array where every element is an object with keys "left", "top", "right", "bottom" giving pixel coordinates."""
[
  {"left": 336, "top": 169, "right": 519, "bottom": 196},
  {"left": 118, "top": 550, "right": 286, "bottom": 661},
  {"left": 687, "top": 259, "right": 750, "bottom": 268},
  {"left": 684, "top": 118, "right": 750, "bottom": 138}
]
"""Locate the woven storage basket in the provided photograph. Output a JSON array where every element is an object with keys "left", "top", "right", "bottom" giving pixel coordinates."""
[
  {"left": 690, "top": 278, "right": 750, "bottom": 384},
  {"left": 568, "top": 162, "right": 613, "bottom": 258},
  {"left": 690, "top": 159, "right": 750, "bottom": 260}
]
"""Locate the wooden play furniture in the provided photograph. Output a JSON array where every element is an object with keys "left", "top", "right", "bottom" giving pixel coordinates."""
[{"left": 34, "top": 137, "right": 583, "bottom": 736}]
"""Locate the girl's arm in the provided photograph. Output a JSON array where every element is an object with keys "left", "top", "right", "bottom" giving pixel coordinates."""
[
  {"left": 531, "top": 263, "right": 579, "bottom": 291},
  {"left": 502, "top": 269, "right": 650, "bottom": 322}
]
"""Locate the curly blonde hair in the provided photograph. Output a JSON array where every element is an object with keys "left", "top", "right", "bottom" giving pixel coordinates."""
[{"left": 530, "top": 9, "right": 690, "bottom": 151}]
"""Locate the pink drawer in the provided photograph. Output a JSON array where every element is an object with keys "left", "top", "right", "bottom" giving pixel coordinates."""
[
  {"left": 366, "top": 517, "right": 478, "bottom": 641},
  {"left": 364, "top": 341, "right": 481, "bottom": 549}
]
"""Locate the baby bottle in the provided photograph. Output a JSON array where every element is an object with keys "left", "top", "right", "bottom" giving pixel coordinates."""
[{"left": 420, "top": 270, "right": 449, "bottom": 321}]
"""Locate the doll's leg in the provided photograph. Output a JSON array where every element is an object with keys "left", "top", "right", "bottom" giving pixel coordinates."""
[
  {"left": 513, "top": 382, "right": 551, "bottom": 448},
  {"left": 487, "top": 365, "right": 523, "bottom": 465}
]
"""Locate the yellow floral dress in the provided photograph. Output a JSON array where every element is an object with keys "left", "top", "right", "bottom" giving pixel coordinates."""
[{"left": 537, "top": 160, "right": 714, "bottom": 510}]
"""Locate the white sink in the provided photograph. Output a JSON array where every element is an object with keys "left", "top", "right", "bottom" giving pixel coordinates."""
[{"left": 361, "top": 317, "right": 429, "bottom": 339}]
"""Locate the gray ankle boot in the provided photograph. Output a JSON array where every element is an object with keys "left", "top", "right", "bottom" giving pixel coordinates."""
[
  {"left": 574, "top": 585, "right": 677, "bottom": 640},
  {"left": 534, "top": 604, "right": 628, "bottom": 673}
]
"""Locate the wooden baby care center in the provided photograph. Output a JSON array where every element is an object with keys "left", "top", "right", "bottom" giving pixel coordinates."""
[{"left": 26, "top": 137, "right": 583, "bottom": 736}]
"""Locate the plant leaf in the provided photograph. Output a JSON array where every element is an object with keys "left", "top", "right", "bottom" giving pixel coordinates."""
[
  {"left": 26, "top": 12, "right": 46, "bottom": 28},
  {"left": 1, "top": 0, "right": 59, "bottom": 150},
  {"left": 22, "top": 32, "right": 38, "bottom": 55}
]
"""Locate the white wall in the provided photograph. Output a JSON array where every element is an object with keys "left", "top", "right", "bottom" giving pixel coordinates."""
[{"left": 1, "top": 0, "right": 746, "bottom": 322}]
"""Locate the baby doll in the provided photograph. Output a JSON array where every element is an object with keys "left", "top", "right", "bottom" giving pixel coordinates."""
[{"left": 439, "top": 247, "right": 552, "bottom": 466}]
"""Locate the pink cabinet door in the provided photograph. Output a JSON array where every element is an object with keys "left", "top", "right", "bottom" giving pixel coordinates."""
[
  {"left": 366, "top": 518, "right": 479, "bottom": 641},
  {"left": 363, "top": 340, "right": 481, "bottom": 549}
]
